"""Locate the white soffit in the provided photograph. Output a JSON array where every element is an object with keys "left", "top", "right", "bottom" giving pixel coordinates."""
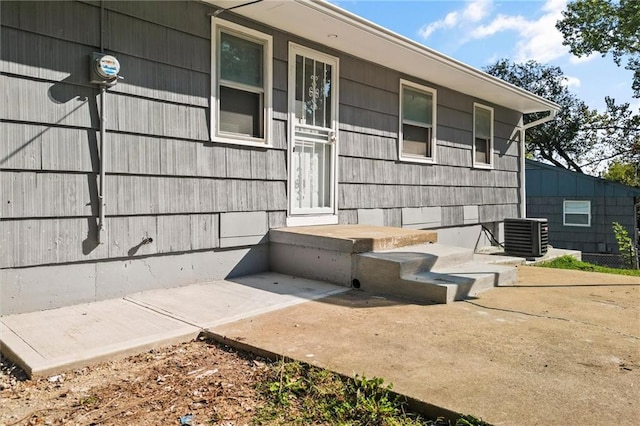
[{"left": 206, "top": 0, "right": 560, "bottom": 114}]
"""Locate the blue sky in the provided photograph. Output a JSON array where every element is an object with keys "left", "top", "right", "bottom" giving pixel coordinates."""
[{"left": 331, "top": 0, "right": 638, "bottom": 113}]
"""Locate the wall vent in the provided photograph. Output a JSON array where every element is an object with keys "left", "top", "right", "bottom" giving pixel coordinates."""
[{"left": 504, "top": 218, "right": 548, "bottom": 257}]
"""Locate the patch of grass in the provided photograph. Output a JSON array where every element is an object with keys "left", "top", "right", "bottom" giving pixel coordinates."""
[
  {"left": 537, "top": 255, "right": 640, "bottom": 276},
  {"left": 255, "top": 360, "right": 489, "bottom": 426}
]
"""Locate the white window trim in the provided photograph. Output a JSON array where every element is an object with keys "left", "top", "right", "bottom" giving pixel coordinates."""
[
  {"left": 472, "top": 102, "right": 494, "bottom": 169},
  {"left": 211, "top": 19, "right": 273, "bottom": 147},
  {"left": 563, "top": 200, "right": 591, "bottom": 227},
  {"left": 399, "top": 79, "right": 437, "bottom": 164}
]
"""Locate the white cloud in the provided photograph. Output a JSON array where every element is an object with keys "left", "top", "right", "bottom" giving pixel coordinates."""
[
  {"left": 419, "top": 0, "right": 492, "bottom": 39},
  {"left": 462, "top": 0, "right": 492, "bottom": 22},
  {"left": 569, "top": 53, "right": 598, "bottom": 64},
  {"left": 469, "top": 0, "right": 569, "bottom": 63},
  {"left": 561, "top": 75, "right": 581, "bottom": 89},
  {"left": 471, "top": 14, "right": 527, "bottom": 38}
]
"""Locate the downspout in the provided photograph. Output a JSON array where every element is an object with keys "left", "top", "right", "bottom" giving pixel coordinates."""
[
  {"left": 520, "top": 110, "right": 558, "bottom": 218},
  {"left": 518, "top": 125, "right": 526, "bottom": 218}
]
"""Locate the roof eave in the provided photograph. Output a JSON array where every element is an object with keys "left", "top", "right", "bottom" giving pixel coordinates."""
[{"left": 205, "top": 0, "right": 560, "bottom": 115}]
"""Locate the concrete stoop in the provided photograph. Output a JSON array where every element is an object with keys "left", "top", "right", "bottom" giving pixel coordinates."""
[
  {"left": 269, "top": 225, "right": 516, "bottom": 304},
  {"left": 355, "top": 246, "right": 517, "bottom": 304}
]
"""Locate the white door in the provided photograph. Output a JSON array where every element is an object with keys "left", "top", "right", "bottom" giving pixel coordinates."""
[{"left": 287, "top": 44, "right": 339, "bottom": 224}]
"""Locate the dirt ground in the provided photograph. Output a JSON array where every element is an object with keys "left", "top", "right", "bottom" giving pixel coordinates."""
[{"left": 0, "top": 337, "right": 267, "bottom": 426}]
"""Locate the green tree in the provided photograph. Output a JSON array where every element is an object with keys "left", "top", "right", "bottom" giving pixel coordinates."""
[
  {"left": 602, "top": 161, "right": 639, "bottom": 187},
  {"left": 486, "top": 59, "right": 640, "bottom": 172},
  {"left": 556, "top": 0, "right": 640, "bottom": 98},
  {"left": 591, "top": 97, "right": 640, "bottom": 166},
  {"left": 484, "top": 59, "right": 598, "bottom": 172}
]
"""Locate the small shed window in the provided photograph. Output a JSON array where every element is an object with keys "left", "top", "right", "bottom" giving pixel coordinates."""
[
  {"left": 399, "top": 80, "right": 437, "bottom": 163},
  {"left": 212, "top": 20, "right": 272, "bottom": 146},
  {"left": 563, "top": 200, "right": 591, "bottom": 227},
  {"left": 473, "top": 103, "right": 493, "bottom": 168}
]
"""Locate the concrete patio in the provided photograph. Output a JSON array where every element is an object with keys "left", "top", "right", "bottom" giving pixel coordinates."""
[{"left": 210, "top": 266, "right": 639, "bottom": 425}]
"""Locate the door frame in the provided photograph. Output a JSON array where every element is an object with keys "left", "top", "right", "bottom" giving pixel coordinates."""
[{"left": 286, "top": 43, "right": 340, "bottom": 227}]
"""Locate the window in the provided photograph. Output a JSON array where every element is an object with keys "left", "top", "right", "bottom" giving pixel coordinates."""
[
  {"left": 473, "top": 103, "right": 493, "bottom": 168},
  {"left": 212, "top": 21, "right": 272, "bottom": 145},
  {"left": 399, "top": 80, "right": 436, "bottom": 163},
  {"left": 564, "top": 200, "right": 591, "bottom": 227}
]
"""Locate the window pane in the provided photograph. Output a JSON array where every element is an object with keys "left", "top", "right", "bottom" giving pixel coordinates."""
[
  {"left": 565, "top": 213, "right": 589, "bottom": 225},
  {"left": 475, "top": 106, "right": 491, "bottom": 139},
  {"left": 403, "top": 124, "right": 432, "bottom": 157},
  {"left": 565, "top": 201, "right": 590, "bottom": 214},
  {"left": 403, "top": 88, "right": 432, "bottom": 126},
  {"left": 220, "top": 32, "right": 263, "bottom": 87},
  {"left": 475, "top": 137, "right": 488, "bottom": 164},
  {"left": 219, "top": 86, "right": 262, "bottom": 138}
]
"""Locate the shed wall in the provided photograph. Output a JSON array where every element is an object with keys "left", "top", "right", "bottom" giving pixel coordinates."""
[{"left": 526, "top": 162, "right": 639, "bottom": 253}]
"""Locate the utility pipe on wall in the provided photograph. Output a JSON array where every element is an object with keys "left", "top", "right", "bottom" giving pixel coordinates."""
[{"left": 98, "top": 85, "right": 107, "bottom": 243}]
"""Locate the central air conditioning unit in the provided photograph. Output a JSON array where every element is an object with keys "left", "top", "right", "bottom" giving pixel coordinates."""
[{"left": 504, "top": 218, "right": 548, "bottom": 257}]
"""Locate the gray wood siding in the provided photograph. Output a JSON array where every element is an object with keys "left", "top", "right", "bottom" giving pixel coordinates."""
[
  {"left": 1, "top": 0, "right": 524, "bottom": 268},
  {"left": 336, "top": 59, "right": 523, "bottom": 227},
  {"left": 1, "top": 0, "right": 286, "bottom": 268},
  {"left": 0, "top": 214, "right": 219, "bottom": 268}
]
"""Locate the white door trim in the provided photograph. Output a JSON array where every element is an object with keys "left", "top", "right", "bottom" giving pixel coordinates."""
[{"left": 286, "top": 42, "right": 340, "bottom": 225}]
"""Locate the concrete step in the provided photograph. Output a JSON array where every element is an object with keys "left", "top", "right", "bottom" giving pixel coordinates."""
[
  {"left": 370, "top": 243, "right": 475, "bottom": 270},
  {"left": 269, "top": 225, "right": 437, "bottom": 286},
  {"left": 355, "top": 245, "right": 517, "bottom": 304},
  {"left": 418, "top": 262, "right": 517, "bottom": 303}
]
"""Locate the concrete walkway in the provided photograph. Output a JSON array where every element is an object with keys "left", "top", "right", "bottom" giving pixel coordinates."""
[
  {"left": 210, "top": 266, "right": 640, "bottom": 426},
  {"left": 2, "top": 263, "right": 638, "bottom": 424},
  {"left": 0, "top": 273, "right": 348, "bottom": 377}
]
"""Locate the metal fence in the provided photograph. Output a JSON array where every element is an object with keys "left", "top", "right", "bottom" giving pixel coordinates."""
[{"left": 582, "top": 252, "right": 639, "bottom": 270}]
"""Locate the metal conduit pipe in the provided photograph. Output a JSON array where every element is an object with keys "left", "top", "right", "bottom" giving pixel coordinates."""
[{"left": 98, "top": 85, "right": 107, "bottom": 243}]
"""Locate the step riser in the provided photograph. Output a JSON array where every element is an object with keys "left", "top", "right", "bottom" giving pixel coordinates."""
[
  {"left": 269, "top": 242, "right": 352, "bottom": 287},
  {"left": 429, "top": 251, "right": 475, "bottom": 269},
  {"left": 355, "top": 256, "right": 449, "bottom": 303}
]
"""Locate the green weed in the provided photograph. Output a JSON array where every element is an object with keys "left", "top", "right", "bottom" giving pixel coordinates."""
[
  {"left": 254, "top": 359, "right": 488, "bottom": 425},
  {"left": 537, "top": 255, "right": 640, "bottom": 276}
]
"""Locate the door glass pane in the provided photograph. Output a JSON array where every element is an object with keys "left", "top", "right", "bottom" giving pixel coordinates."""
[
  {"left": 304, "top": 57, "right": 315, "bottom": 125},
  {"left": 403, "top": 88, "right": 432, "bottom": 125},
  {"left": 293, "top": 140, "right": 332, "bottom": 209},
  {"left": 296, "top": 56, "right": 332, "bottom": 128},
  {"left": 295, "top": 55, "right": 304, "bottom": 121},
  {"left": 323, "top": 63, "right": 332, "bottom": 129},
  {"left": 220, "top": 32, "right": 263, "bottom": 87}
]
